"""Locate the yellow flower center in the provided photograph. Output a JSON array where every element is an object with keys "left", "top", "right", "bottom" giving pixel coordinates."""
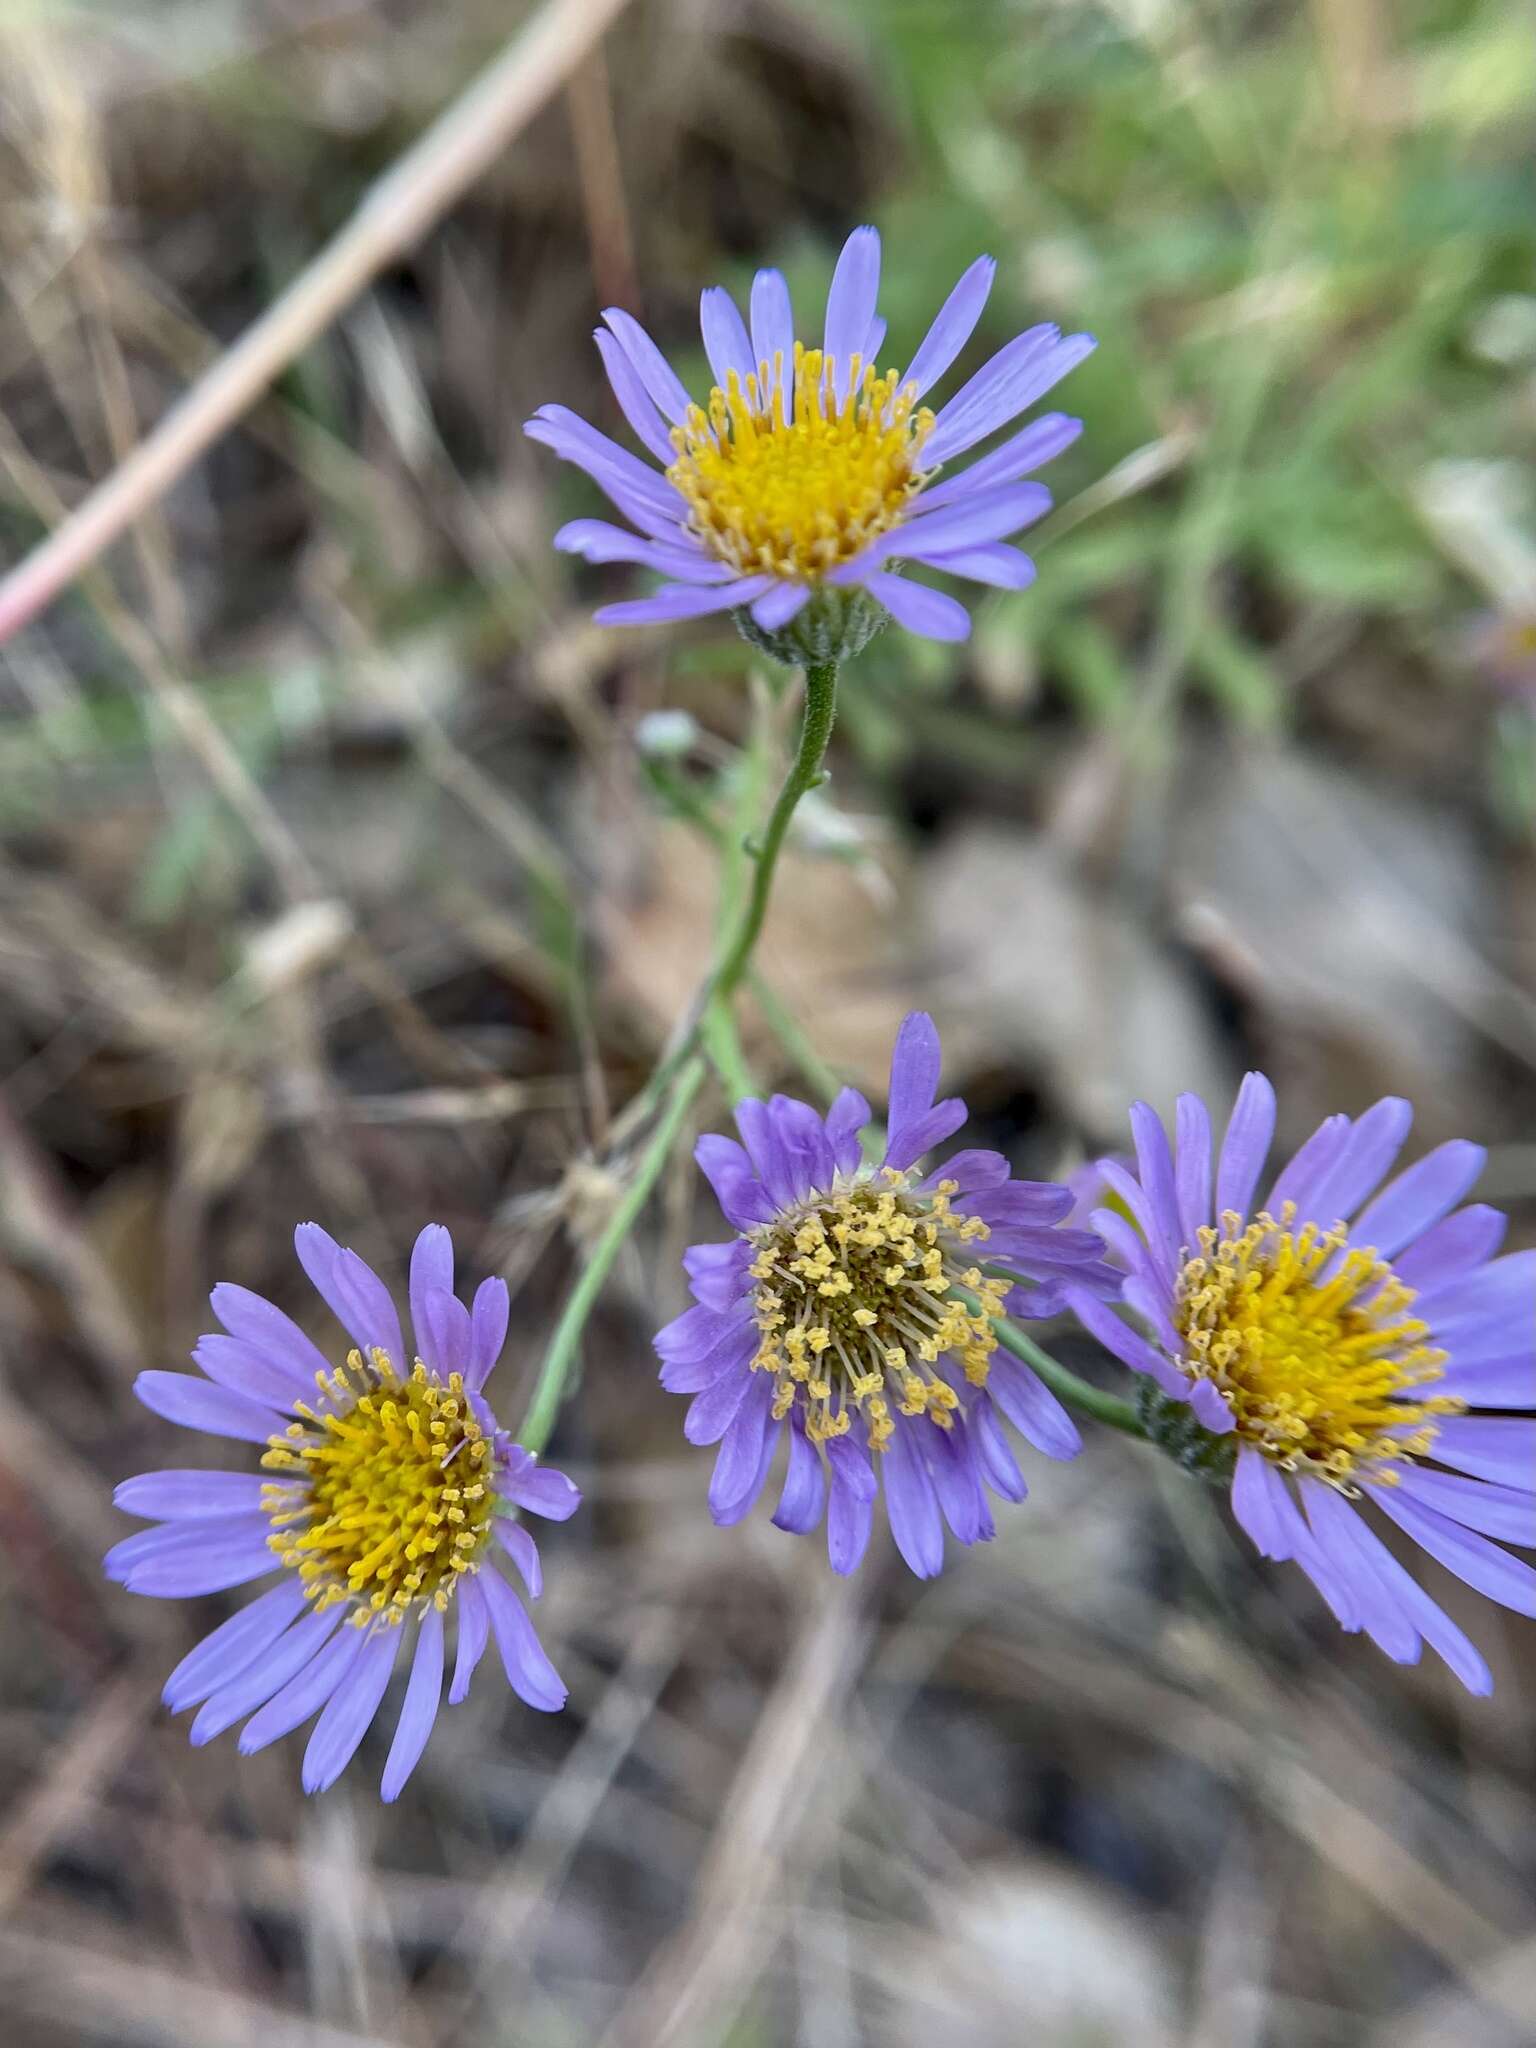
[
  {"left": 667, "top": 342, "right": 936, "bottom": 582},
  {"left": 1173, "top": 1207, "right": 1463, "bottom": 1485},
  {"left": 261, "top": 1350, "right": 495, "bottom": 1626},
  {"left": 747, "top": 1171, "right": 1009, "bottom": 1448}
]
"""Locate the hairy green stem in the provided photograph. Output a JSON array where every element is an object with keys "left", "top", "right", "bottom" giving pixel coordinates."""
[
  {"left": 701, "top": 995, "right": 757, "bottom": 1105},
  {"left": 517, "top": 1054, "right": 706, "bottom": 1454},
  {"left": 709, "top": 658, "right": 839, "bottom": 1004},
  {"left": 609, "top": 660, "right": 840, "bottom": 1144}
]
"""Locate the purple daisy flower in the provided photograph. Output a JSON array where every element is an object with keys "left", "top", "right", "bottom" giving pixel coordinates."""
[
  {"left": 656, "top": 1013, "right": 1120, "bottom": 1578},
  {"left": 1064, "top": 1076, "right": 1535, "bottom": 1693},
  {"left": 525, "top": 226, "right": 1093, "bottom": 657},
  {"left": 108, "top": 1223, "right": 580, "bottom": 1798}
]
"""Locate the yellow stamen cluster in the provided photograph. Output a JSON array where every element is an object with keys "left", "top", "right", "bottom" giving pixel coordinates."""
[
  {"left": 748, "top": 1171, "right": 1009, "bottom": 1448},
  {"left": 667, "top": 342, "right": 936, "bottom": 582},
  {"left": 1173, "top": 1206, "right": 1463, "bottom": 1487},
  {"left": 261, "top": 1350, "right": 495, "bottom": 1628}
]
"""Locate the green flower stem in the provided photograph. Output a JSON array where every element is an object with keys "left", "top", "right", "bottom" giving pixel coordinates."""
[
  {"left": 701, "top": 993, "right": 757, "bottom": 1106},
  {"left": 609, "top": 659, "right": 840, "bottom": 1145},
  {"left": 517, "top": 1053, "right": 707, "bottom": 1455},
  {"left": 993, "top": 1318, "right": 1145, "bottom": 1437},
  {"left": 709, "top": 658, "right": 839, "bottom": 1005}
]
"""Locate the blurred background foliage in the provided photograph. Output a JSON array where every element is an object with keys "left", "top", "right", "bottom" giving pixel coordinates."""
[{"left": 0, "top": 2, "right": 1533, "bottom": 2044}]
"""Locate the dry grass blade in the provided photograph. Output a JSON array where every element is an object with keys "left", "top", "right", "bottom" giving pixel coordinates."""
[{"left": 0, "top": 0, "right": 636, "bottom": 646}]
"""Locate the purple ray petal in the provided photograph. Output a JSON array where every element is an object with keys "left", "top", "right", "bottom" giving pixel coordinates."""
[
  {"left": 823, "top": 226, "right": 882, "bottom": 396},
  {"left": 694, "top": 1133, "right": 777, "bottom": 1228},
  {"left": 554, "top": 517, "right": 730, "bottom": 582},
  {"left": 917, "top": 415, "right": 1083, "bottom": 509},
  {"left": 1093, "top": 1164, "right": 1163, "bottom": 1270},
  {"left": 986, "top": 1352, "right": 1082, "bottom": 1461},
  {"left": 238, "top": 1623, "right": 366, "bottom": 1754},
  {"left": 1301, "top": 1097, "right": 1413, "bottom": 1227},
  {"left": 656, "top": 1300, "right": 750, "bottom": 1368},
  {"left": 413, "top": 1284, "right": 472, "bottom": 1384},
  {"left": 1350, "top": 1141, "right": 1487, "bottom": 1260},
  {"left": 922, "top": 1416, "right": 993, "bottom": 1546},
  {"left": 162, "top": 1577, "right": 309, "bottom": 1713},
  {"left": 749, "top": 268, "right": 795, "bottom": 402},
  {"left": 922, "top": 1149, "right": 1013, "bottom": 1196},
  {"left": 888, "top": 482, "right": 1052, "bottom": 561},
  {"left": 971, "top": 1397, "right": 1027, "bottom": 1502},
  {"left": 1124, "top": 1274, "right": 1182, "bottom": 1353},
  {"left": 1129, "top": 1101, "right": 1182, "bottom": 1280},
  {"left": 495, "top": 1519, "right": 543, "bottom": 1598},
  {"left": 192, "top": 1605, "right": 344, "bottom": 1743},
  {"left": 900, "top": 255, "right": 995, "bottom": 399},
  {"left": 910, "top": 543, "right": 1037, "bottom": 590},
  {"left": 921, "top": 540, "right": 1040, "bottom": 589},
  {"left": 1215, "top": 1073, "right": 1276, "bottom": 1224},
  {"left": 1301, "top": 1481, "right": 1422, "bottom": 1663},
  {"left": 478, "top": 1567, "right": 567, "bottom": 1711},
  {"left": 712, "top": 1413, "right": 781, "bottom": 1529},
  {"left": 302, "top": 1628, "right": 398, "bottom": 1794},
  {"left": 882, "top": 1423, "right": 945, "bottom": 1578},
  {"left": 524, "top": 404, "right": 677, "bottom": 513},
  {"left": 826, "top": 1435, "right": 877, "bottom": 1575},
  {"left": 381, "top": 1607, "right": 445, "bottom": 1802},
  {"left": 1188, "top": 1378, "right": 1235, "bottom": 1433},
  {"left": 1264, "top": 1114, "right": 1351, "bottom": 1222},
  {"left": 1430, "top": 1418, "right": 1535, "bottom": 1487},
  {"left": 1418, "top": 1250, "right": 1535, "bottom": 1336},
  {"left": 593, "top": 575, "right": 775, "bottom": 627},
  {"left": 1435, "top": 1356, "right": 1535, "bottom": 1410},
  {"left": 192, "top": 1335, "right": 309, "bottom": 1413},
  {"left": 408, "top": 1225, "right": 454, "bottom": 1367},
  {"left": 658, "top": 1310, "right": 753, "bottom": 1394},
  {"left": 595, "top": 329, "right": 678, "bottom": 465},
  {"left": 1173, "top": 1093, "right": 1213, "bottom": 1252},
  {"left": 883, "top": 1011, "right": 940, "bottom": 1159},
  {"left": 209, "top": 1283, "right": 332, "bottom": 1389},
  {"left": 750, "top": 581, "right": 810, "bottom": 630},
  {"left": 1333, "top": 1504, "right": 1492, "bottom": 1694},
  {"left": 1370, "top": 1488, "right": 1536, "bottom": 1615},
  {"left": 925, "top": 329, "right": 1096, "bottom": 466},
  {"left": 449, "top": 1578, "right": 489, "bottom": 1705},
  {"left": 734, "top": 1096, "right": 799, "bottom": 1208},
  {"left": 499, "top": 1448, "right": 581, "bottom": 1522},
  {"left": 1392, "top": 1204, "right": 1507, "bottom": 1293},
  {"left": 763, "top": 1093, "right": 836, "bottom": 1201},
  {"left": 684, "top": 1364, "right": 752, "bottom": 1446},
  {"left": 845, "top": 570, "right": 970, "bottom": 642},
  {"left": 601, "top": 307, "right": 692, "bottom": 423},
  {"left": 773, "top": 1415, "right": 827, "bottom": 1534},
  {"left": 468, "top": 1276, "right": 509, "bottom": 1393},
  {"left": 135, "top": 1370, "right": 285, "bottom": 1445},
  {"left": 1230, "top": 1446, "right": 1303, "bottom": 1560},
  {"left": 824, "top": 1086, "right": 872, "bottom": 1176},
  {"left": 682, "top": 1239, "right": 754, "bottom": 1310},
  {"left": 293, "top": 1224, "right": 405, "bottom": 1367},
  {"left": 117, "top": 1520, "right": 278, "bottom": 1599},
  {"left": 1389, "top": 1469, "right": 1535, "bottom": 1548},
  {"left": 116, "top": 1470, "right": 268, "bottom": 1520},
  {"left": 699, "top": 285, "right": 755, "bottom": 391},
  {"left": 708, "top": 1373, "right": 775, "bottom": 1523}
]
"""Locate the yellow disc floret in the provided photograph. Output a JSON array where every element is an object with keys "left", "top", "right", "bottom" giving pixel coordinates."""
[
  {"left": 261, "top": 1349, "right": 495, "bottom": 1627},
  {"left": 667, "top": 343, "right": 936, "bottom": 582},
  {"left": 1173, "top": 1206, "right": 1464, "bottom": 1487},
  {"left": 748, "top": 1169, "right": 1009, "bottom": 1448}
]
